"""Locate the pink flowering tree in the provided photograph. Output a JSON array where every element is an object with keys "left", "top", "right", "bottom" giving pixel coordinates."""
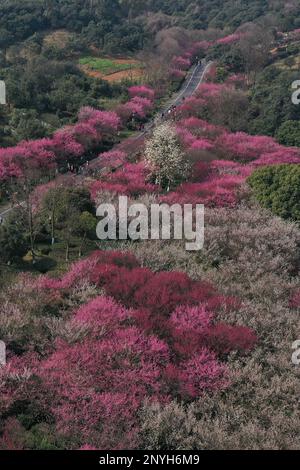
[
  {"left": 78, "top": 107, "right": 121, "bottom": 143},
  {"left": 171, "top": 56, "right": 191, "bottom": 71},
  {"left": 0, "top": 139, "right": 56, "bottom": 182},
  {"left": 72, "top": 122, "right": 98, "bottom": 150},
  {"left": 215, "top": 33, "right": 243, "bottom": 46},
  {"left": 91, "top": 162, "right": 158, "bottom": 199},
  {"left": 128, "top": 85, "right": 155, "bottom": 101},
  {"left": 98, "top": 150, "right": 127, "bottom": 169},
  {"left": 1, "top": 139, "right": 57, "bottom": 257},
  {"left": 169, "top": 69, "right": 186, "bottom": 81},
  {"left": 0, "top": 148, "right": 26, "bottom": 183},
  {"left": 216, "top": 131, "right": 281, "bottom": 162},
  {"left": 290, "top": 290, "right": 300, "bottom": 308},
  {"left": 51, "top": 128, "right": 84, "bottom": 167}
]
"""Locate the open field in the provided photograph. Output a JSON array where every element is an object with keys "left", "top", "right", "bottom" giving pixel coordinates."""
[{"left": 79, "top": 56, "right": 145, "bottom": 82}]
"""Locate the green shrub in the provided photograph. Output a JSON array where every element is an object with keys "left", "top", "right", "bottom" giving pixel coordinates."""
[
  {"left": 248, "top": 164, "right": 300, "bottom": 222},
  {"left": 276, "top": 121, "right": 300, "bottom": 147}
]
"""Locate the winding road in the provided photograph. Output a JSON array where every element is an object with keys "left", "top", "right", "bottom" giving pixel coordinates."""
[
  {"left": 164, "top": 59, "right": 212, "bottom": 109},
  {"left": 0, "top": 60, "right": 212, "bottom": 221},
  {"left": 88, "top": 59, "right": 212, "bottom": 169}
]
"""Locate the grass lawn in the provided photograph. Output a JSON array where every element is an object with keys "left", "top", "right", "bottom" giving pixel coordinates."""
[{"left": 79, "top": 57, "right": 139, "bottom": 76}]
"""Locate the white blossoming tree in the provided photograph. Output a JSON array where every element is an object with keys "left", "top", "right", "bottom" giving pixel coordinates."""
[{"left": 145, "top": 123, "right": 190, "bottom": 189}]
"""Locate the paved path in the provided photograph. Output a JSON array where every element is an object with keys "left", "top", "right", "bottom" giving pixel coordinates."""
[
  {"left": 163, "top": 60, "right": 212, "bottom": 110},
  {"left": 0, "top": 60, "right": 212, "bottom": 221}
]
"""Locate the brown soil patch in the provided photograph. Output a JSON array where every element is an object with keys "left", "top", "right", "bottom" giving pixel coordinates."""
[
  {"left": 104, "top": 68, "right": 145, "bottom": 82},
  {"left": 113, "top": 58, "right": 140, "bottom": 65},
  {"left": 80, "top": 65, "right": 103, "bottom": 79}
]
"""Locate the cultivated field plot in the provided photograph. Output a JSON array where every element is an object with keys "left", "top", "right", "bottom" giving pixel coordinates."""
[{"left": 79, "top": 56, "right": 144, "bottom": 82}]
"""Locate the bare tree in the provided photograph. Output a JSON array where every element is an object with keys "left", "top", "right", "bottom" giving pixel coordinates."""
[{"left": 236, "top": 23, "right": 273, "bottom": 83}]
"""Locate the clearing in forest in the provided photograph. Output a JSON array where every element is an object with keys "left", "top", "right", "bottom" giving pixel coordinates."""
[{"left": 79, "top": 56, "right": 145, "bottom": 82}]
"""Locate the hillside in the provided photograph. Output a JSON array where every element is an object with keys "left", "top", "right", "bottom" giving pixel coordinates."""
[
  {"left": 1, "top": 1, "right": 300, "bottom": 53},
  {"left": 1, "top": 0, "right": 300, "bottom": 147},
  {"left": 0, "top": 0, "right": 300, "bottom": 457}
]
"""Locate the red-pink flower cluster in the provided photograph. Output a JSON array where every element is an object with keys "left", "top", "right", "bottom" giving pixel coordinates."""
[
  {"left": 1, "top": 250, "right": 256, "bottom": 449},
  {"left": 78, "top": 107, "right": 121, "bottom": 137},
  {"left": 216, "top": 33, "right": 244, "bottom": 45},
  {"left": 178, "top": 127, "right": 214, "bottom": 150},
  {"left": 161, "top": 174, "right": 243, "bottom": 207},
  {"left": 98, "top": 149, "right": 127, "bottom": 169},
  {"left": 188, "top": 31, "right": 245, "bottom": 56},
  {"left": 90, "top": 162, "right": 158, "bottom": 198},
  {"left": 179, "top": 117, "right": 223, "bottom": 137},
  {"left": 290, "top": 290, "right": 300, "bottom": 308},
  {"left": 191, "top": 41, "right": 211, "bottom": 53},
  {"left": 52, "top": 128, "right": 85, "bottom": 164},
  {"left": 124, "top": 96, "right": 154, "bottom": 119},
  {"left": 0, "top": 107, "right": 121, "bottom": 182},
  {"left": 167, "top": 111, "right": 300, "bottom": 206},
  {"left": 0, "top": 139, "right": 56, "bottom": 180},
  {"left": 290, "top": 28, "right": 300, "bottom": 38},
  {"left": 128, "top": 85, "right": 155, "bottom": 101},
  {"left": 197, "top": 82, "right": 228, "bottom": 99},
  {"left": 176, "top": 95, "right": 207, "bottom": 118},
  {"left": 171, "top": 56, "right": 191, "bottom": 71},
  {"left": 169, "top": 68, "right": 186, "bottom": 80},
  {"left": 225, "top": 74, "right": 247, "bottom": 88},
  {"left": 117, "top": 88, "right": 155, "bottom": 121},
  {"left": 216, "top": 132, "right": 280, "bottom": 161},
  {"left": 38, "top": 251, "right": 254, "bottom": 359}
]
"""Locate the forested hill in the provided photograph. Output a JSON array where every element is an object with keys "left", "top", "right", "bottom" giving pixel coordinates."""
[
  {"left": 1, "top": 0, "right": 300, "bottom": 147},
  {"left": 0, "top": 0, "right": 300, "bottom": 54}
]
